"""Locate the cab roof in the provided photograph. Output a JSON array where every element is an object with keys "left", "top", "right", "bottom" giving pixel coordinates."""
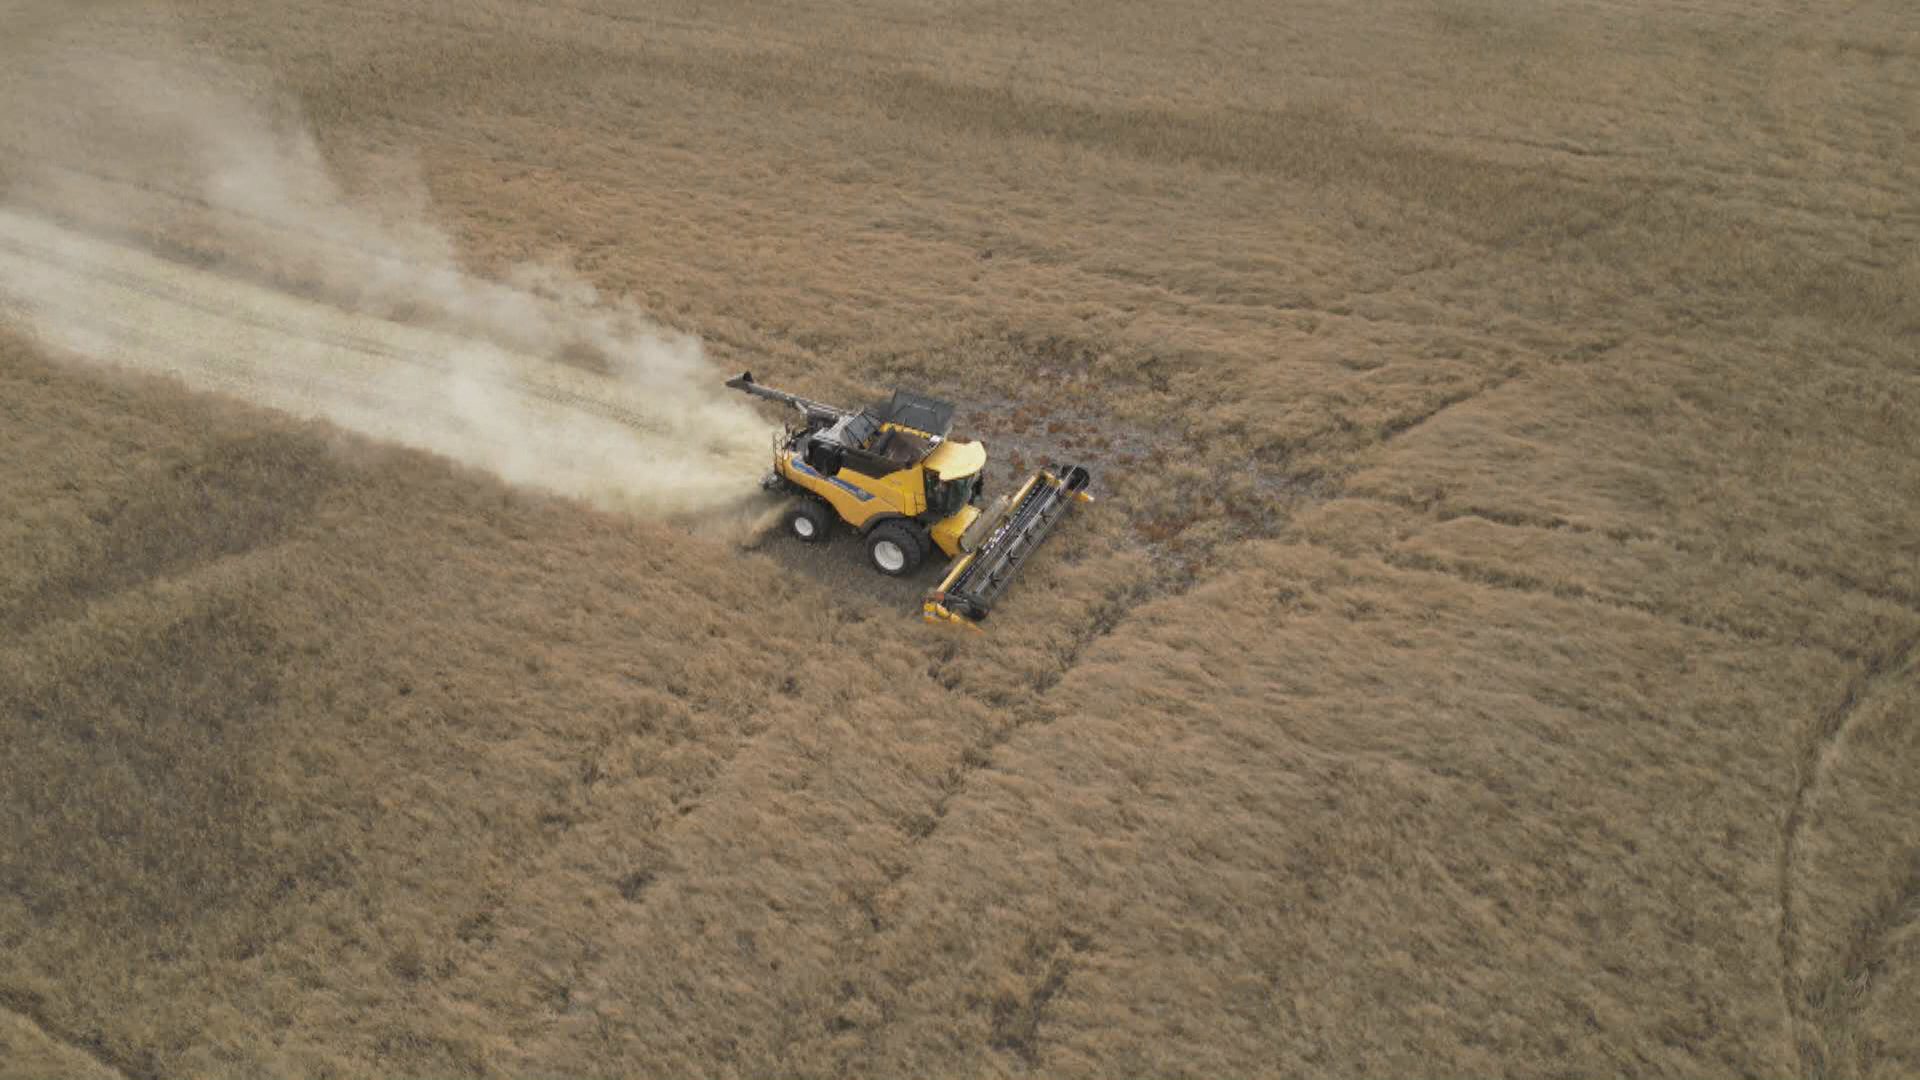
[{"left": 924, "top": 438, "right": 986, "bottom": 480}]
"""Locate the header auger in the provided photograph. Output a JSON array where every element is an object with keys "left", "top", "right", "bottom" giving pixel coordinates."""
[{"left": 726, "top": 371, "right": 1092, "bottom": 627}]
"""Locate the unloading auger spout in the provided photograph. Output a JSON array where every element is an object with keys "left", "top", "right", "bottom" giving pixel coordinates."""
[{"left": 724, "top": 370, "right": 849, "bottom": 425}]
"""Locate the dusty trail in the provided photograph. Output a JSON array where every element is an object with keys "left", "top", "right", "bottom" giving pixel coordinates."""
[{"left": 0, "top": 209, "right": 771, "bottom": 516}]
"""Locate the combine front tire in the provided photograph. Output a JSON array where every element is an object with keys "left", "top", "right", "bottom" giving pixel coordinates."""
[
  {"left": 784, "top": 500, "right": 831, "bottom": 543},
  {"left": 866, "top": 521, "right": 925, "bottom": 577}
]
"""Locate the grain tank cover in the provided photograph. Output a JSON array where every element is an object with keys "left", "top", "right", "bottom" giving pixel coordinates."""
[{"left": 871, "top": 390, "right": 954, "bottom": 438}]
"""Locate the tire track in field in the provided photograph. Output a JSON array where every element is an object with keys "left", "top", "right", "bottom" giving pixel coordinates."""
[
  {"left": 0, "top": 989, "right": 137, "bottom": 1080},
  {"left": 1347, "top": 491, "right": 1920, "bottom": 616},
  {"left": 1379, "top": 547, "right": 1832, "bottom": 657},
  {"left": 800, "top": 549, "right": 1207, "bottom": 1070},
  {"left": 1776, "top": 636, "right": 1920, "bottom": 1076},
  {"left": 1804, "top": 859, "right": 1920, "bottom": 1076},
  {"left": 1376, "top": 365, "right": 1530, "bottom": 443},
  {"left": 804, "top": 610, "right": 1131, "bottom": 1070}
]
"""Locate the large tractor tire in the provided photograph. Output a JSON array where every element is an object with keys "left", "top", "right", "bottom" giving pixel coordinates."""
[
  {"left": 866, "top": 520, "right": 926, "bottom": 576},
  {"left": 784, "top": 499, "right": 831, "bottom": 543}
]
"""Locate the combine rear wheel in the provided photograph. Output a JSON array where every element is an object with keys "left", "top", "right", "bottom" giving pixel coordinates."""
[
  {"left": 866, "top": 521, "right": 925, "bottom": 576},
  {"left": 784, "top": 500, "right": 831, "bottom": 543}
]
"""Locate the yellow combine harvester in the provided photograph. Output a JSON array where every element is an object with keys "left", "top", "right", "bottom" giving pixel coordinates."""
[{"left": 727, "top": 372, "right": 1091, "bottom": 626}]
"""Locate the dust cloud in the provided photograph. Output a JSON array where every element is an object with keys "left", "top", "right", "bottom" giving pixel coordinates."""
[{"left": 0, "top": 26, "right": 776, "bottom": 519}]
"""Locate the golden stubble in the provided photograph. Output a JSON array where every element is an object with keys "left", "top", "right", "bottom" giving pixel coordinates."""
[{"left": 0, "top": 0, "right": 1914, "bottom": 1077}]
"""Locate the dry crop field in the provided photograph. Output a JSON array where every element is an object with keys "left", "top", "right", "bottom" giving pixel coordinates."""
[{"left": 1, "top": 0, "right": 1916, "bottom": 1077}]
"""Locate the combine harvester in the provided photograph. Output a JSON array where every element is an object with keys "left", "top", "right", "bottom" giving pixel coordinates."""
[{"left": 727, "top": 372, "right": 1091, "bottom": 627}]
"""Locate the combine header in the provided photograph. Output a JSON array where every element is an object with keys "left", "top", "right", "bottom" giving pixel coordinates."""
[{"left": 726, "top": 372, "right": 1092, "bottom": 626}]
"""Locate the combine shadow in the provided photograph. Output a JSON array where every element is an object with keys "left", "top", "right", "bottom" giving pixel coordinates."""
[{"left": 750, "top": 517, "right": 946, "bottom": 617}]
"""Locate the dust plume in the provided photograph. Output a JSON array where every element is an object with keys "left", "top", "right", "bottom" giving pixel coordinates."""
[{"left": 0, "top": 24, "right": 774, "bottom": 518}]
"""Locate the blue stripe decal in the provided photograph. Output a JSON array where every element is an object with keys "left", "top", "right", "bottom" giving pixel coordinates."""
[{"left": 790, "top": 456, "right": 874, "bottom": 501}]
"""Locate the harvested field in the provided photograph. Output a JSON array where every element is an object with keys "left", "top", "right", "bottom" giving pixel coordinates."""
[{"left": 1, "top": 0, "right": 1915, "bottom": 1077}]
